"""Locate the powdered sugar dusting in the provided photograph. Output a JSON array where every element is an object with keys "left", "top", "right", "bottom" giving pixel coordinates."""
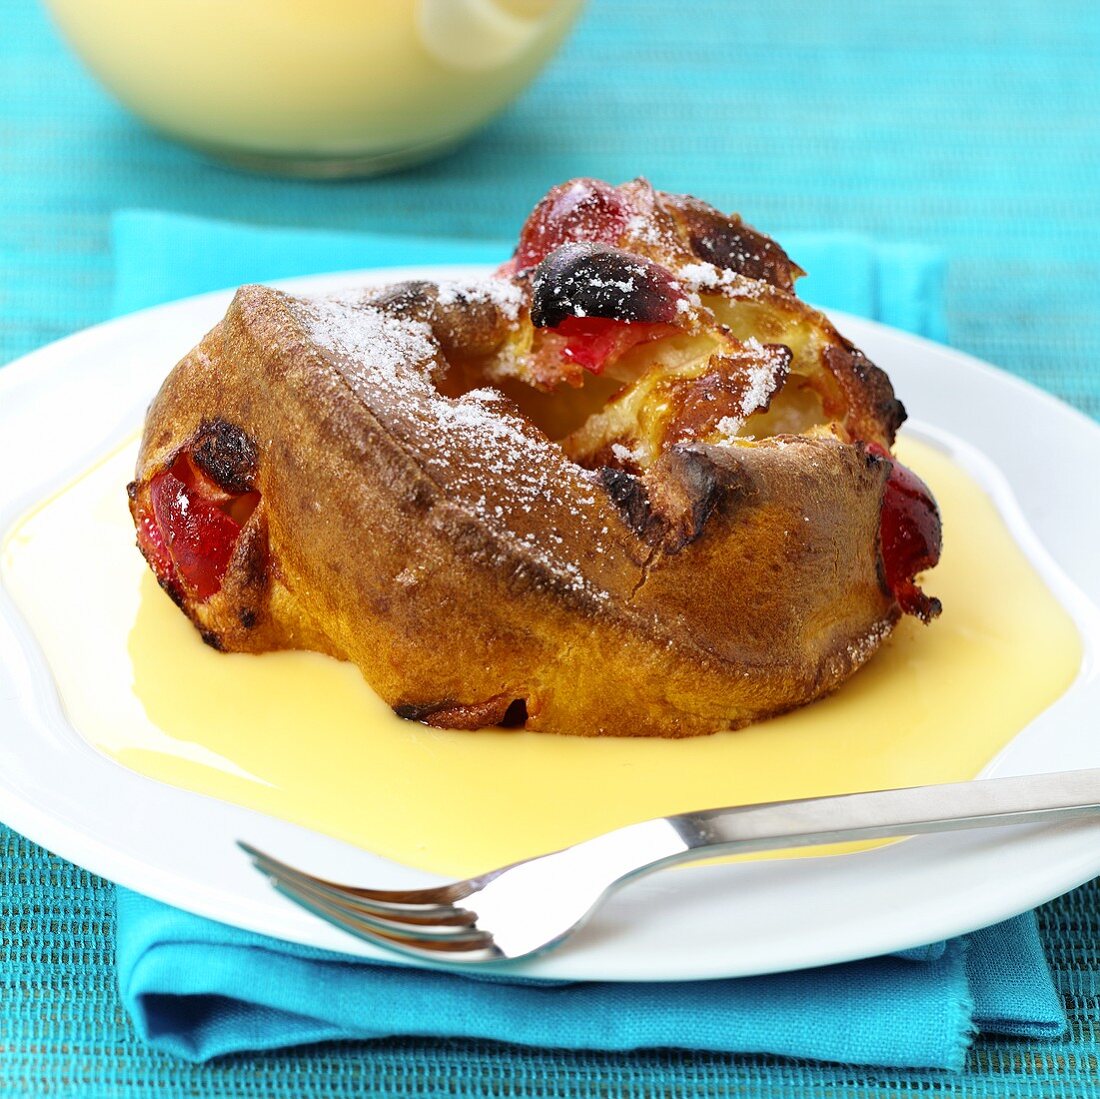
[
  {"left": 713, "top": 416, "right": 741, "bottom": 440},
  {"left": 611, "top": 442, "right": 644, "bottom": 465},
  {"left": 435, "top": 276, "right": 525, "bottom": 322},
  {"left": 738, "top": 343, "right": 784, "bottom": 417},
  {"left": 674, "top": 260, "right": 772, "bottom": 309},
  {"left": 676, "top": 261, "right": 738, "bottom": 293},
  {"left": 305, "top": 298, "right": 439, "bottom": 385},
  {"left": 709, "top": 340, "right": 790, "bottom": 442},
  {"left": 295, "top": 296, "right": 614, "bottom": 602},
  {"left": 625, "top": 212, "right": 671, "bottom": 249},
  {"left": 846, "top": 617, "right": 893, "bottom": 667}
]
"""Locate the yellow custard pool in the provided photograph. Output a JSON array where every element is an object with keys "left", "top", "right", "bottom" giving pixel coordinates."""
[{"left": 0, "top": 435, "right": 1082, "bottom": 877}]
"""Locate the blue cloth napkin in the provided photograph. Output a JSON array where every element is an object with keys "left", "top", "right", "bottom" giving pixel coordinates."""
[
  {"left": 111, "top": 210, "right": 948, "bottom": 342},
  {"left": 111, "top": 211, "right": 1060, "bottom": 1069}
]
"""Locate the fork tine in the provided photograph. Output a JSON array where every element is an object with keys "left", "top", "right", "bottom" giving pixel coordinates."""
[
  {"left": 243, "top": 846, "right": 475, "bottom": 926},
  {"left": 268, "top": 868, "right": 487, "bottom": 944},
  {"left": 269, "top": 876, "right": 501, "bottom": 960},
  {"left": 238, "top": 841, "right": 480, "bottom": 907}
]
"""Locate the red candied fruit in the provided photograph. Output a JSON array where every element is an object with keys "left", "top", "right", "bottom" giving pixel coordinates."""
[
  {"left": 868, "top": 443, "right": 942, "bottom": 622},
  {"left": 510, "top": 179, "right": 631, "bottom": 273},
  {"left": 137, "top": 452, "right": 257, "bottom": 602},
  {"left": 552, "top": 315, "right": 680, "bottom": 374},
  {"left": 134, "top": 505, "right": 175, "bottom": 587}
]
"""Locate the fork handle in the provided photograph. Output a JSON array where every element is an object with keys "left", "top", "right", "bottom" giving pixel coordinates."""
[
  {"left": 579, "top": 767, "right": 1100, "bottom": 885},
  {"left": 663, "top": 767, "right": 1100, "bottom": 859}
]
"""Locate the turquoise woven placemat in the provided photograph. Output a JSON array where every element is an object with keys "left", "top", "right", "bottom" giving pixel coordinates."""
[{"left": 2, "top": 0, "right": 1099, "bottom": 1094}]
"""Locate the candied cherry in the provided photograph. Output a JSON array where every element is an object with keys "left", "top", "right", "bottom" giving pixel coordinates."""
[
  {"left": 552, "top": 316, "right": 680, "bottom": 373},
  {"left": 510, "top": 178, "right": 631, "bottom": 273},
  {"left": 868, "top": 443, "right": 942, "bottom": 621},
  {"left": 134, "top": 504, "right": 175, "bottom": 587},
  {"left": 137, "top": 451, "right": 258, "bottom": 602}
]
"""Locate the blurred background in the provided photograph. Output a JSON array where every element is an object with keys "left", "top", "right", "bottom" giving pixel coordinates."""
[{"left": 2, "top": 0, "right": 1098, "bottom": 420}]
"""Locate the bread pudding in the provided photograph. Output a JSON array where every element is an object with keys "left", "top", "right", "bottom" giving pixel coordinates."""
[{"left": 128, "top": 178, "right": 941, "bottom": 737}]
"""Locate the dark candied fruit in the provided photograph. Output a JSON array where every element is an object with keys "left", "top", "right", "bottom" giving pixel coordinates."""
[{"left": 530, "top": 242, "right": 687, "bottom": 329}]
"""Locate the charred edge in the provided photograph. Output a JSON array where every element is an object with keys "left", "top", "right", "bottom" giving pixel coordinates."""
[
  {"left": 915, "top": 593, "right": 944, "bottom": 624},
  {"left": 200, "top": 629, "right": 223, "bottom": 651},
  {"left": 598, "top": 466, "right": 654, "bottom": 538},
  {"left": 394, "top": 694, "right": 526, "bottom": 730},
  {"left": 499, "top": 699, "right": 529, "bottom": 727},
  {"left": 655, "top": 447, "right": 732, "bottom": 554},
  {"left": 826, "top": 346, "right": 907, "bottom": 442},
  {"left": 190, "top": 418, "right": 259, "bottom": 494},
  {"left": 600, "top": 449, "right": 734, "bottom": 554},
  {"left": 848, "top": 347, "right": 907, "bottom": 439},
  {"left": 690, "top": 225, "right": 797, "bottom": 292},
  {"left": 394, "top": 702, "right": 438, "bottom": 721},
  {"left": 664, "top": 194, "right": 802, "bottom": 291},
  {"left": 530, "top": 242, "right": 682, "bottom": 328}
]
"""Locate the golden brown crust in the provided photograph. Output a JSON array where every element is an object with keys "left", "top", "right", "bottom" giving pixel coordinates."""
[
  {"left": 128, "top": 180, "right": 934, "bottom": 737},
  {"left": 130, "top": 284, "right": 899, "bottom": 737}
]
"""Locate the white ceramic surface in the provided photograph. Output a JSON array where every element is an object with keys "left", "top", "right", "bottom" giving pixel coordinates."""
[{"left": 2, "top": 265, "right": 1100, "bottom": 983}]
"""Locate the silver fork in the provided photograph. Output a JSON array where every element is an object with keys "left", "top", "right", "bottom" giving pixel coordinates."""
[{"left": 240, "top": 767, "right": 1100, "bottom": 966}]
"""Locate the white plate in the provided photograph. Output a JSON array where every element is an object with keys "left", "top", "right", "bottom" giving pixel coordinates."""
[{"left": 2, "top": 265, "right": 1100, "bottom": 983}]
